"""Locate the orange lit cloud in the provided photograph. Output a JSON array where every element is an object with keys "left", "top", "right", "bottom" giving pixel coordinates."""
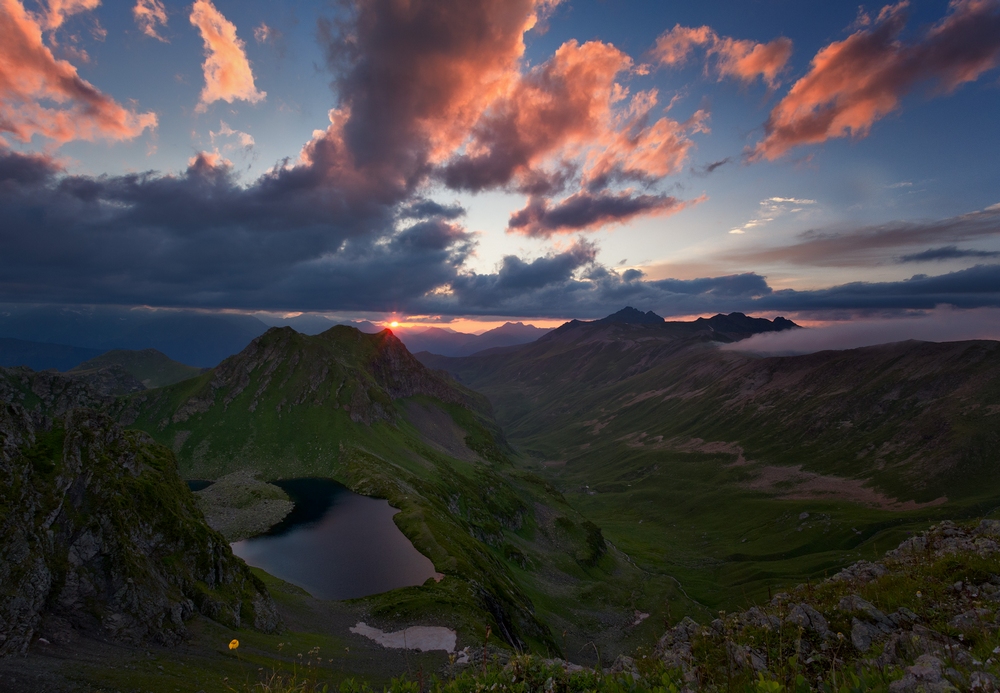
[
  {"left": 42, "top": 0, "right": 99, "bottom": 31},
  {"left": 299, "top": 0, "right": 560, "bottom": 198},
  {"left": 133, "top": 0, "right": 167, "bottom": 42},
  {"left": 652, "top": 24, "right": 792, "bottom": 87},
  {"left": 752, "top": 0, "right": 1000, "bottom": 161},
  {"left": 440, "top": 38, "right": 705, "bottom": 230},
  {"left": 0, "top": 0, "right": 157, "bottom": 145},
  {"left": 189, "top": 0, "right": 265, "bottom": 112},
  {"left": 300, "top": 1, "right": 699, "bottom": 234}
]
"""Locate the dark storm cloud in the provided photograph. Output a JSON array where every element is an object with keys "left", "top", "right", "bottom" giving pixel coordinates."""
[
  {"left": 507, "top": 191, "right": 694, "bottom": 238},
  {"left": 726, "top": 206, "right": 1000, "bottom": 267},
  {"left": 756, "top": 264, "right": 1000, "bottom": 312},
  {"left": 415, "top": 259, "right": 1000, "bottom": 319},
  {"left": 399, "top": 198, "right": 466, "bottom": 220},
  {"left": 0, "top": 146, "right": 472, "bottom": 311},
  {"left": 897, "top": 246, "right": 1000, "bottom": 263}
]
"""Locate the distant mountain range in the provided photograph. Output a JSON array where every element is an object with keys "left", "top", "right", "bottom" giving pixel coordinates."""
[
  {"left": 0, "top": 337, "right": 104, "bottom": 371},
  {"left": 0, "top": 307, "right": 551, "bottom": 366},
  {"left": 0, "top": 306, "right": 270, "bottom": 367},
  {"left": 397, "top": 322, "right": 551, "bottom": 356}
]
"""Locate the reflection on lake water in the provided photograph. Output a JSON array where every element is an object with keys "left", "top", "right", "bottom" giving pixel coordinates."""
[{"left": 230, "top": 478, "right": 438, "bottom": 600}]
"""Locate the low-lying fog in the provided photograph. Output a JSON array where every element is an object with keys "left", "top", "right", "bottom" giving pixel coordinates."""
[{"left": 724, "top": 307, "right": 1000, "bottom": 355}]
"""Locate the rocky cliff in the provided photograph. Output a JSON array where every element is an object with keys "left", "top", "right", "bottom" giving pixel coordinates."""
[{"left": 0, "top": 401, "right": 280, "bottom": 656}]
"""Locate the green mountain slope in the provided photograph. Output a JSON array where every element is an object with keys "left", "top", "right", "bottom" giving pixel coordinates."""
[
  {"left": 114, "top": 325, "right": 685, "bottom": 656},
  {"left": 420, "top": 317, "right": 1000, "bottom": 613},
  {"left": 69, "top": 348, "right": 203, "bottom": 389}
]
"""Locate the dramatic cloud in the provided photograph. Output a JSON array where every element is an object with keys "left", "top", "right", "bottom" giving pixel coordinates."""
[
  {"left": 508, "top": 191, "right": 700, "bottom": 238},
  {"left": 437, "top": 37, "right": 706, "bottom": 232},
  {"left": 725, "top": 307, "right": 1000, "bottom": 355},
  {"left": 133, "top": 0, "right": 167, "bottom": 41},
  {"left": 0, "top": 0, "right": 157, "bottom": 145},
  {"left": 0, "top": 144, "right": 473, "bottom": 311},
  {"left": 727, "top": 205, "right": 1000, "bottom": 266},
  {"left": 189, "top": 0, "right": 265, "bottom": 111},
  {"left": 42, "top": 0, "right": 99, "bottom": 31},
  {"left": 752, "top": 0, "right": 1000, "bottom": 160},
  {"left": 652, "top": 24, "right": 793, "bottom": 87}
]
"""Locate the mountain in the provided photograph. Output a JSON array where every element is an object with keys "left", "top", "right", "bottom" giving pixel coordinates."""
[
  {"left": 418, "top": 310, "right": 1000, "bottom": 611},
  {"left": 0, "top": 306, "right": 270, "bottom": 367},
  {"left": 397, "top": 322, "right": 551, "bottom": 356},
  {"left": 68, "top": 348, "right": 203, "bottom": 389},
  {"left": 0, "top": 337, "right": 103, "bottom": 371},
  {"left": 0, "top": 385, "right": 279, "bottom": 655},
  {"left": 114, "top": 325, "right": 675, "bottom": 653}
]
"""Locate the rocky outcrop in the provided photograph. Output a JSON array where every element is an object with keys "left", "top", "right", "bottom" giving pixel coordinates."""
[
  {"left": 0, "top": 404, "right": 280, "bottom": 656},
  {"left": 653, "top": 520, "right": 1000, "bottom": 691},
  {"left": 194, "top": 469, "right": 294, "bottom": 541}
]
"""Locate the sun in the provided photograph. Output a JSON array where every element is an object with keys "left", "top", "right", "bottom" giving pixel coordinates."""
[{"left": 390, "top": 321, "right": 399, "bottom": 327}]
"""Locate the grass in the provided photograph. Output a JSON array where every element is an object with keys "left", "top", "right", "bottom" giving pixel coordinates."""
[{"left": 109, "top": 326, "right": 701, "bottom": 658}]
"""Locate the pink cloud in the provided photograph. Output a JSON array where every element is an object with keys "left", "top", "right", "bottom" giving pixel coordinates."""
[
  {"left": 752, "top": 0, "right": 1000, "bottom": 161},
  {"left": 0, "top": 0, "right": 157, "bottom": 145},
  {"left": 439, "top": 38, "right": 705, "bottom": 229},
  {"left": 297, "top": 0, "right": 698, "bottom": 234},
  {"left": 189, "top": 0, "right": 265, "bottom": 112},
  {"left": 133, "top": 0, "right": 167, "bottom": 42},
  {"left": 42, "top": 0, "right": 99, "bottom": 31},
  {"left": 652, "top": 24, "right": 792, "bottom": 87}
]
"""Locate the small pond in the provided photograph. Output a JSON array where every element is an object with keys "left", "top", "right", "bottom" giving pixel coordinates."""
[{"left": 230, "top": 478, "right": 439, "bottom": 600}]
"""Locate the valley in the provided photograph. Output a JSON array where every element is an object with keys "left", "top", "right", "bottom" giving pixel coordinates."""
[
  {"left": 1, "top": 310, "right": 999, "bottom": 691},
  {"left": 420, "top": 311, "right": 1000, "bottom": 619}
]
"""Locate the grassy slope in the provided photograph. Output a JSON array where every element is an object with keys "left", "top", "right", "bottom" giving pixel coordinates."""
[
  {"left": 422, "top": 324, "right": 1000, "bottom": 614},
  {"left": 115, "top": 326, "right": 691, "bottom": 659},
  {"left": 69, "top": 348, "right": 203, "bottom": 388}
]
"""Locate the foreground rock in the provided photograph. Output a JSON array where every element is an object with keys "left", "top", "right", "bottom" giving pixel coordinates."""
[
  {"left": 653, "top": 520, "right": 1000, "bottom": 691},
  {"left": 0, "top": 403, "right": 280, "bottom": 656}
]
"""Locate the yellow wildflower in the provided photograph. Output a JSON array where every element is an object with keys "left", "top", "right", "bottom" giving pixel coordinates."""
[{"left": 229, "top": 639, "right": 239, "bottom": 650}]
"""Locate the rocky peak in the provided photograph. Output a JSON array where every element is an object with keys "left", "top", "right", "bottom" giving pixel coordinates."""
[{"left": 593, "top": 307, "right": 665, "bottom": 325}]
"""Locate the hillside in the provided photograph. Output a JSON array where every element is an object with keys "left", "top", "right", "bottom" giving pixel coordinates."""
[
  {"left": 0, "top": 397, "right": 279, "bottom": 657},
  {"left": 114, "top": 325, "right": 686, "bottom": 656},
  {"left": 68, "top": 348, "right": 204, "bottom": 389},
  {"left": 419, "top": 312, "right": 1000, "bottom": 617}
]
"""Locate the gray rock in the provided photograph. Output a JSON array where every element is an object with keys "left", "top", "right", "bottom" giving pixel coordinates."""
[
  {"left": 785, "top": 603, "right": 829, "bottom": 636},
  {"left": 889, "top": 655, "right": 958, "bottom": 693}
]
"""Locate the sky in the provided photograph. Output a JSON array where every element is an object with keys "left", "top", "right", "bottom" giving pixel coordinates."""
[{"left": 1, "top": 0, "right": 999, "bottom": 331}]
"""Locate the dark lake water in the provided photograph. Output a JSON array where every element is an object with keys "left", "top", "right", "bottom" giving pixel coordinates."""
[{"left": 230, "top": 478, "right": 439, "bottom": 600}]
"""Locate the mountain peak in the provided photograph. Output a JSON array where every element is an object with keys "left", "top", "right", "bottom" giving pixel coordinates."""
[{"left": 594, "top": 307, "right": 665, "bottom": 325}]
